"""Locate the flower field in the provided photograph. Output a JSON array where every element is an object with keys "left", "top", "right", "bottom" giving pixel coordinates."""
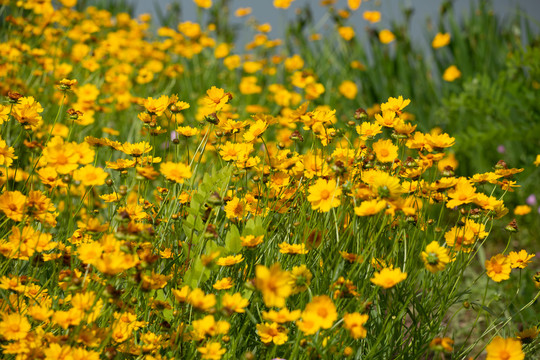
[{"left": 0, "top": 0, "right": 539, "bottom": 359}]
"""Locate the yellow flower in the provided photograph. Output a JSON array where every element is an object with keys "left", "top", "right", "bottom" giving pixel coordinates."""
[
  {"left": 442, "top": 65, "right": 461, "bottom": 82},
  {"left": 273, "top": 0, "right": 295, "bottom": 9},
  {"left": 446, "top": 177, "right": 476, "bottom": 208},
  {"left": 160, "top": 162, "right": 192, "bottom": 184},
  {"left": 485, "top": 336, "right": 524, "bottom": 360},
  {"left": 513, "top": 205, "right": 531, "bottom": 216},
  {"left": 194, "top": 0, "right": 212, "bottom": 8},
  {"left": 343, "top": 312, "right": 369, "bottom": 339},
  {"left": 240, "top": 235, "right": 264, "bottom": 248},
  {"left": 204, "top": 86, "right": 231, "bottom": 112},
  {"left": 304, "top": 295, "right": 337, "bottom": 329},
  {"left": 421, "top": 241, "right": 450, "bottom": 273},
  {"left": 338, "top": 80, "right": 358, "bottom": 100},
  {"left": 297, "top": 311, "right": 322, "bottom": 335},
  {"left": 356, "top": 122, "right": 382, "bottom": 140},
  {"left": 338, "top": 26, "right": 355, "bottom": 41},
  {"left": 243, "top": 119, "right": 268, "bottom": 142},
  {"left": 255, "top": 264, "right": 292, "bottom": 308},
  {"left": 197, "top": 342, "right": 226, "bottom": 359},
  {"left": 143, "top": 95, "right": 169, "bottom": 116},
  {"left": 432, "top": 33, "right": 451, "bottom": 48},
  {"left": 379, "top": 29, "right": 395, "bottom": 44},
  {"left": 534, "top": 154, "right": 540, "bottom": 166},
  {"left": 222, "top": 292, "right": 249, "bottom": 313},
  {"left": 485, "top": 254, "right": 511, "bottom": 282},
  {"left": 372, "top": 139, "right": 399, "bottom": 163},
  {"left": 307, "top": 178, "right": 342, "bottom": 212},
  {"left": 224, "top": 197, "right": 247, "bottom": 220},
  {"left": 0, "top": 313, "right": 31, "bottom": 340},
  {"left": 508, "top": 250, "right": 535, "bottom": 269},
  {"left": 213, "top": 277, "right": 234, "bottom": 290},
  {"left": 188, "top": 288, "right": 216, "bottom": 311},
  {"left": 354, "top": 199, "right": 387, "bottom": 216},
  {"left": 73, "top": 165, "right": 108, "bottom": 186},
  {"left": 363, "top": 11, "right": 381, "bottom": 23},
  {"left": 234, "top": 7, "right": 252, "bottom": 17},
  {"left": 262, "top": 308, "right": 301, "bottom": 323},
  {"left": 216, "top": 254, "right": 244, "bottom": 266},
  {"left": 348, "top": 0, "right": 361, "bottom": 10},
  {"left": 256, "top": 322, "right": 288, "bottom": 344},
  {"left": 0, "top": 190, "right": 26, "bottom": 222},
  {"left": 0, "top": 137, "right": 17, "bottom": 167},
  {"left": 370, "top": 267, "right": 407, "bottom": 289},
  {"left": 279, "top": 242, "right": 309, "bottom": 255}
]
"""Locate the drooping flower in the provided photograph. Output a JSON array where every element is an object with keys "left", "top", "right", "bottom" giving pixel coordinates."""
[{"left": 421, "top": 241, "right": 451, "bottom": 273}]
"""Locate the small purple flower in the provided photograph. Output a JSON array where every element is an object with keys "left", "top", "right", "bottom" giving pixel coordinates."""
[
  {"left": 526, "top": 194, "right": 537, "bottom": 206},
  {"left": 497, "top": 145, "right": 505, "bottom": 154}
]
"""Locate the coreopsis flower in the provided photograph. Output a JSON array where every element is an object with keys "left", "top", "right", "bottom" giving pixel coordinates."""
[
  {"left": 255, "top": 264, "right": 292, "bottom": 308},
  {"left": 429, "top": 337, "right": 454, "bottom": 352},
  {"left": 354, "top": 199, "right": 387, "bottom": 216},
  {"left": 256, "top": 322, "right": 288, "bottom": 344},
  {"left": 197, "top": 342, "right": 226, "bottom": 359},
  {"left": 485, "top": 336, "right": 524, "bottom": 360},
  {"left": 297, "top": 311, "right": 322, "bottom": 335},
  {"left": 421, "top": 241, "right": 451, "bottom": 273},
  {"left": 0, "top": 104, "right": 10, "bottom": 124},
  {"left": 426, "top": 132, "right": 455, "bottom": 149},
  {"left": 371, "top": 267, "right": 407, "bottom": 289},
  {"left": 121, "top": 141, "right": 153, "bottom": 157},
  {"left": 188, "top": 288, "right": 216, "bottom": 311},
  {"left": 289, "top": 265, "right": 312, "bottom": 293},
  {"left": 0, "top": 190, "right": 26, "bottom": 221},
  {"left": 73, "top": 165, "right": 108, "bottom": 186},
  {"left": 216, "top": 254, "right": 244, "bottom": 266},
  {"left": 381, "top": 96, "right": 411, "bottom": 114},
  {"left": 534, "top": 154, "right": 540, "bottom": 166},
  {"left": 224, "top": 197, "right": 247, "bottom": 220},
  {"left": 507, "top": 250, "right": 535, "bottom": 269},
  {"left": 213, "top": 277, "right": 234, "bottom": 290},
  {"left": 160, "top": 162, "right": 192, "bottom": 184},
  {"left": 307, "top": 178, "right": 341, "bottom": 212},
  {"left": 172, "top": 286, "right": 191, "bottom": 303},
  {"left": 0, "top": 137, "right": 17, "bottom": 167},
  {"left": 243, "top": 119, "right": 268, "bottom": 142},
  {"left": 222, "top": 292, "right": 249, "bottom": 313},
  {"left": 273, "top": 0, "right": 295, "bottom": 9},
  {"left": 379, "top": 29, "right": 395, "bottom": 44},
  {"left": 0, "top": 313, "right": 31, "bottom": 340},
  {"left": 432, "top": 33, "right": 451, "bottom": 48},
  {"left": 343, "top": 312, "right": 369, "bottom": 339},
  {"left": 304, "top": 295, "right": 337, "bottom": 329},
  {"left": 279, "top": 242, "right": 309, "bottom": 255},
  {"left": 338, "top": 26, "right": 355, "bottom": 41},
  {"left": 192, "top": 315, "right": 230, "bottom": 339},
  {"left": 373, "top": 139, "right": 399, "bottom": 163},
  {"left": 446, "top": 178, "right": 476, "bottom": 208},
  {"left": 366, "top": 170, "right": 403, "bottom": 199},
  {"left": 11, "top": 96, "right": 43, "bottom": 129},
  {"left": 363, "top": 10, "right": 381, "bottom": 23},
  {"left": 516, "top": 327, "right": 539, "bottom": 344},
  {"left": 204, "top": 86, "right": 231, "bottom": 112},
  {"left": 194, "top": 0, "right": 212, "bottom": 8},
  {"left": 240, "top": 235, "right": 264, "bottom": 248},
  {"left": 348, "top": 0, "right": 361, "bottom": 10},
  {"left": 176, "top": 126, "right": 200, "bottom": 137},
  {"left": 339, "top": 80, "right": 358, "bottom": 100},
  {"left": 443, "top": 65, "right": 461, "bottom": 82},
  {"left": 485, "top": 254, "right": 511, "bottom": 282},
  {"left": 234, "top": 7, "right": 252, "bottom": 17},
  {"left": 513, "top": 205, "right": 531, "bottom": 215},
  {"left": 143, "top": 95, "right": 169, "bottom": 116}
]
